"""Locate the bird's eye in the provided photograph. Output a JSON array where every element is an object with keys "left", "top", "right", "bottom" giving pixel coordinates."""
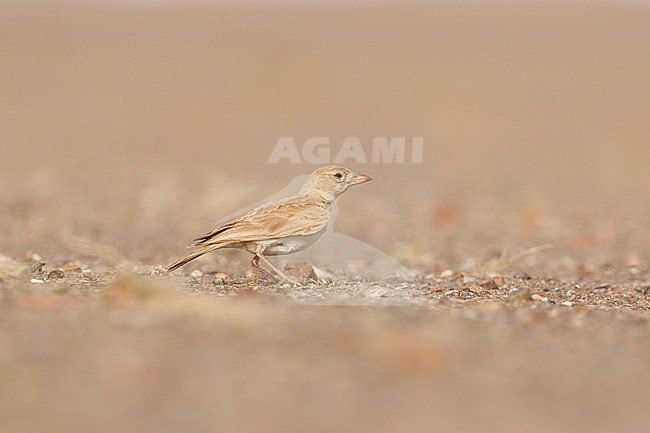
[{"left": 333, "top": 172, "right": 343, "bottom": 179}]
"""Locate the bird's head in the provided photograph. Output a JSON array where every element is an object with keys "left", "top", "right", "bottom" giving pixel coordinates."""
[{"left": 300, "top": 165, "right": 372, "bottom": 202}]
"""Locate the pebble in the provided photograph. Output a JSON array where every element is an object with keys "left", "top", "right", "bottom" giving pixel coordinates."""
[
  {"left": 531, "top": 292, "right": 549, "bottom": 302},
  {"left": 148, "top": 265, "right": 167, "bottom": 277},
  {"left": 592, "top": 284, "right": 611, "bottom": 292},
  {"left": 47, "top": 269, "right": 65, "bottom": 280},
  {"left": 284, "top": 262, "right": 317, "bottom": 280},
  {"left": 30, "top": 278, "right": 44, "bottom": 284},
  {"left": 506, "top": 287, "right": 532, "bottom": 302},
  {"left": 190, "top": 269, "right": 204, "bottom": 279},
  {"left": 30, "top": 261, "right": 46, "bottom": 274},
  {"left": 480, "top": 280, "right": 499, "bottom": 290},
  {"left": 63, "top": 265, "right": 83, "bottom": 273},
  {"left": 459, "top": 289, "right": 475, "bottom": 299},
  {"left": 440, "top": 269, "right": 454, "bottom": 278},
  {"left": 201, "top": 274, "right": 215, "bottom": 285}
]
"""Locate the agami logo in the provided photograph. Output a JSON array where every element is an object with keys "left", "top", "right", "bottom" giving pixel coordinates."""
[{"left": 268, "top": 137, "right": 424, "bottom": 164}]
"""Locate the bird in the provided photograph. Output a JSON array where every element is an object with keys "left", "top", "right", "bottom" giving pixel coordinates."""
[{"left": 166, "top": 165, "right": 372, "bottom": 281}]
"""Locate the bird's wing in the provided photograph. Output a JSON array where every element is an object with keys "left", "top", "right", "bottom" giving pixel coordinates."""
[{"left": 192, "top": 196, "right": 330, "bottom": 246}]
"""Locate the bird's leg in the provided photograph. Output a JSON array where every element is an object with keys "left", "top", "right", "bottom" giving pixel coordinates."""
[
  {"left": 252, "top": 245, "right": 299, "bottom": 285},
  {"left": 251, "top": 254, "right": 276, "bottom": 281},
  {"left": 257, "top": 254, "right": 299, "bottom": 285}
]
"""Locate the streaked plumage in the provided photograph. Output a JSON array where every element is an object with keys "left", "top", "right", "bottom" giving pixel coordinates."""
[{"left": 166, "top": 165, "right": 372, "bottom": 281}]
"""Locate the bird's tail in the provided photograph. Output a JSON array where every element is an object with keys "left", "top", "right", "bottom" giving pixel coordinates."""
[{"left": 166, "top": 244, "right": 222, "bottom": 272}]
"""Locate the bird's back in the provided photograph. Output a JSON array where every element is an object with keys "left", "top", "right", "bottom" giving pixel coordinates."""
[{"left": 192, "top": 193, "right": 331, "bottom": 247}]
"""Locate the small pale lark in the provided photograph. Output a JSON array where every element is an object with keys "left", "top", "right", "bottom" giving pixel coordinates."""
[{"left": 166, "top": 165, "right": 372, "bottom": 281}]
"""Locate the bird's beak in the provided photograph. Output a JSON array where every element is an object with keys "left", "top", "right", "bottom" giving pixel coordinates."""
[{"left": 351, "top": 173, "right": 372, "bottom": 186}]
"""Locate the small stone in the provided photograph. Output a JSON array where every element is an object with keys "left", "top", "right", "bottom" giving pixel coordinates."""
[
  {"left": 190, "top": 269, "right": 204, "bottom": 279},
  {"left": 63, "top": 265, "right": 83, "bottom": 273},
  {"left": 213, "top": 272, "right": 228, "bottom": 281},
  {"left": 30, "top": 261, "right": 46, "bottom": 274},
  {"left": 30, "top": 278, "right": 44, "bottom": 284},
  {"left": 459, "top": 289, "right": 475, "bottom": 298},
  {"left": 480, "top": 280, "right": 499, "bottom": 290},
  {"left": 642, "top": 286, "right": 650, "bottom": 296},
  {"left": 592, "top": 284, "right": 611, "bottom": 292},
  {"left": 201, "top": 274, "right": 215, "bottom": 285},
  {"left": 284, "top": 262, "right": 317, "bottom": 280},
  {"left": 467, "top": 284, "right": 484, "bottom": 293},
  {"left": 47, "top": 269, "right": 65, "bottom": 280},
  {"left": 148, "top": 265, "right": 167, "bottom": 276},
  {"left": 514, "top": 273, "right": 531, "bottom": 280},
  {"left": 440, "top": 269, "right": 454, "bottom": 278},
  {"left": 560, "top": 301, "right": 573, "bottom": 307},
  {"left": 462, "top": 276, "right": 476, "bottom": 284},
  {"left": 531, "top": 292, "right": 549, "bottom": 302},
  {"left": 506, "top": 287, "right": 532, "bottom": 302}
]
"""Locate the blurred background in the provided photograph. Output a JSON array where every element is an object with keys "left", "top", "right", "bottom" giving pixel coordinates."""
[
  {"left": 1, "top": 0, "right": 649, "bottom": 272},
  {"left": 2, "top": 2, "right": 650, "bottom": 433}
]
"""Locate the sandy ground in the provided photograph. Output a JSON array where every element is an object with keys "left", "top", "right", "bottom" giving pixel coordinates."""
[{"left": 1, "top": 1, "right": 649, "bottom": 432}]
